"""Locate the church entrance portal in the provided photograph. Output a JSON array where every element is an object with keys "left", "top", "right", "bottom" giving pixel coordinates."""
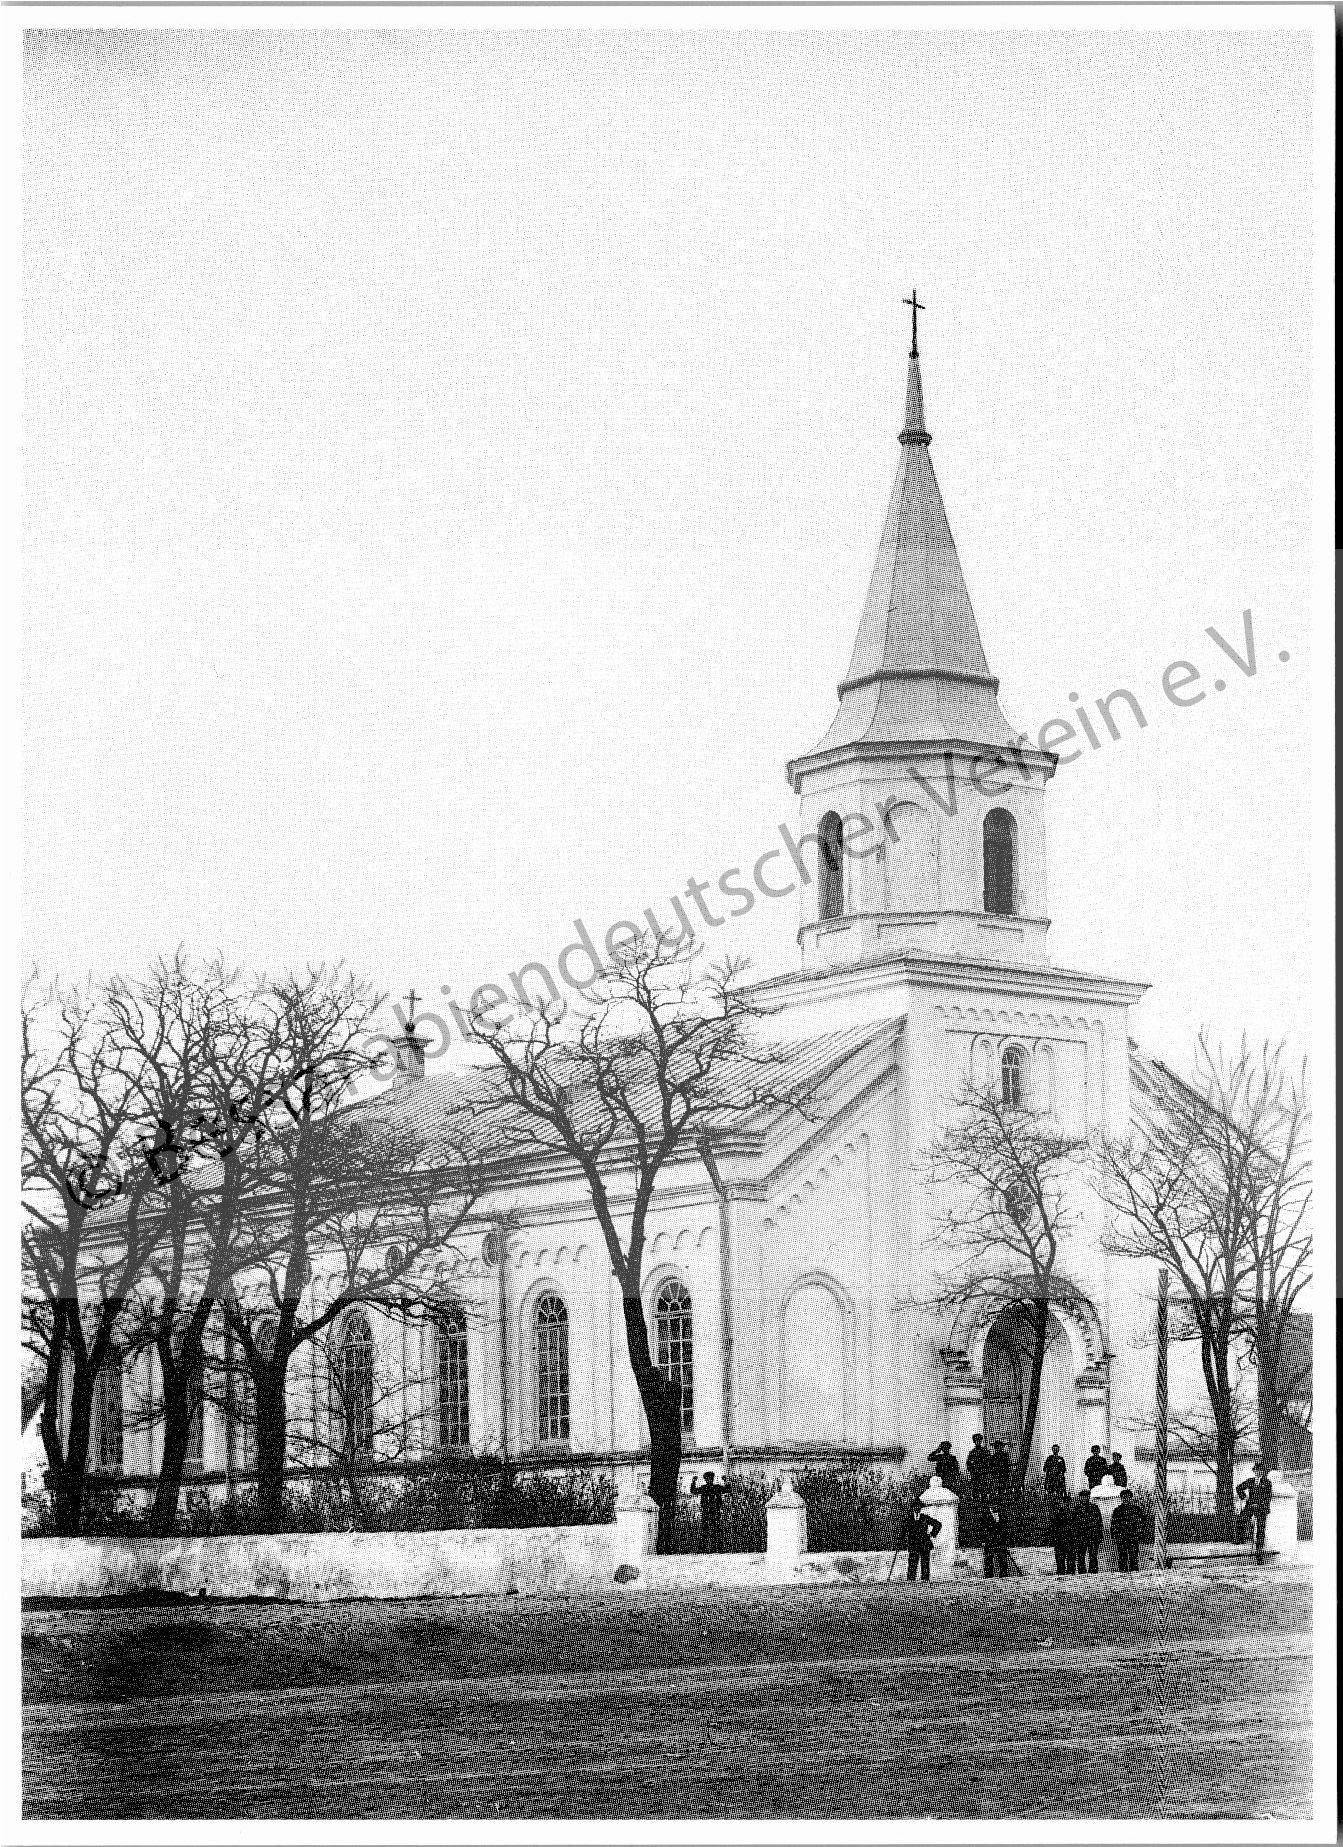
[{"left": 981, "top": 1305, "right": 1076, "bottom": 1479}]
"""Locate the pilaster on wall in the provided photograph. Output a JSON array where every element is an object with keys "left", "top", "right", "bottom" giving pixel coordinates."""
[
  {"left": 1076, "top": 1359, "right": 1112, "bottom": 1456},
  {"left": 941, "top": 1348, "right": 984, "bottom": 1457}
]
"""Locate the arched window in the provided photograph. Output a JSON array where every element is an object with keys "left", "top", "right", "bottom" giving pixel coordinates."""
[
  {"left": 438, "top": 1308, "right": 470, "bottom": 1450},
  {"left": 535, "top": 1294, "right": 570, "bottom": 1444},
  {"left": 983, "top": 808, "right": 1017, "bottom": 916},
  {"left": 653, "top": 1280, "right": 694, "bottom": 1436},
  {"left": 335, "top": 1311, "right": 375, "bottom": 1460},
  {"left": 1001, "top": 1044, "right": 1026, "bottom": 1108},
  {"left": 93, "top": 1354, "right": 123, "bottom": 1475},
  {"left": 818, "top": 811, "right": 845, "bottom": 921}
]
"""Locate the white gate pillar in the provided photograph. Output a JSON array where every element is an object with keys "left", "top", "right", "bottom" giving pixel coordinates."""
[{"left": 918, "top": 1480, "right": 960, "bottom": 1580}]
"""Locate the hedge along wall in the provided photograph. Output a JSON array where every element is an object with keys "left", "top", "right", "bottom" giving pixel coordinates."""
[{"left": 22, "top": 1525, "right": 616, "bottom": 1604}]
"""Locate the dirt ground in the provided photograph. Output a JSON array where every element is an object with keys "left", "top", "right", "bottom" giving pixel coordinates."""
[{"left": 23, "top": 1567, "right": 1312, "bottom": 1821}]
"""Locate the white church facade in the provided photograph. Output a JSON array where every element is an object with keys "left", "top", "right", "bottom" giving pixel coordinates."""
[{"left": 55, "top": 330, "right": 1202, "bottom": 1507}]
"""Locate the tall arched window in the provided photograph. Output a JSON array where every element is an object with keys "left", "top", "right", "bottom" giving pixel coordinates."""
[
  {"left": 983, "top": 808, "right": 1017, "bottom": 916},
  {"left": 93, "top": 1354, "right": 123, "bottom": 1475},
  {"left": 818, "top": 811, "right": 845, "bottom": 921},
  {"left": 438, "top": 1307, "right": 470, "bottom": 1450},
  {"left": 535, "top": 1294, "right": 570, "bottom": 1444},
  {"left": 1001, "top": 1044, "right": 1026, "bottom": 1108},
  {"left": 335, "top": 1311, "right": 375, "bottom": 1460},
  {"left": 653, "top": 1280, "right": 694, "bottom": 1436}
]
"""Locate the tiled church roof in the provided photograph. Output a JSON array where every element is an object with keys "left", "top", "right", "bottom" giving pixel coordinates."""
[{"left": 358, "top": 1020, "right": 898, "bottom": 1170}]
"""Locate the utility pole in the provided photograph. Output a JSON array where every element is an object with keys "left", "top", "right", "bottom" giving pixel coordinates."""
[{"left": 1154, "top": 1265, "right": 1169, "bottom": 1569}]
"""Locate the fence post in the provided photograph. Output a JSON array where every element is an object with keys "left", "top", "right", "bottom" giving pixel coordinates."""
[
  {"left": 918, "top": 1480, "right": 959, "bottom": 1580},
  {"left": 613, "top": 1491, "right": 659, "bottom": 1567},
  {"left": 1265, "top": 1472, "right": 1299, "bottom": 1564},
  {"left": 1091, "top": 1478, "right": 1122, "bottom": 1570},
  {"left": 766, "top": 1476, "right": 808, "bottom": 1579}
]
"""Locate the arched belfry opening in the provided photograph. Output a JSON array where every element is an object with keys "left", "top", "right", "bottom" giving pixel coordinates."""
[
  {"left": 983, "top": 808, "right": 1017, "bottom": 916},
  {"left": 818, "top": 812, "right": 844, "bottom": 920}
]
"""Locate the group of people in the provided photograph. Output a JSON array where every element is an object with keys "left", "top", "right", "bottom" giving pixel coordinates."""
[
  {"left": 1042, "top": 1443, "right": 1144, "bottom": 1575},
  {"left": 912, "top": 1436, "right": 1147, "bottom": 1578}
]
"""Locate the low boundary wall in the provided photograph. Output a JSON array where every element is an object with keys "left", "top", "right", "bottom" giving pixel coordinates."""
[
  {"left": 25, "top": 1534, "right": 1163, "bottom": 1603},
  {"left": 22, "top": 1526, "right": 615, "bottom": 1604}
]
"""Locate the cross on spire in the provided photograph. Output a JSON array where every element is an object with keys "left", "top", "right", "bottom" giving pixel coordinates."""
[
  {"left": 902, "top": 288, "right": 925, "bottom": 359},
  {"left": 402, "top": 988, "right": 420, "bottom": 1031}
]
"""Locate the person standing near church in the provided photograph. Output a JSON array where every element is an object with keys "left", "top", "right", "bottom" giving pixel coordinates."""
[
  {"left": 1042, "top": 1444, "right": 1067, "bottom": 1500},
  {"left": 982, "top": 1496, "right": 1012, "bottom": 1578},
  {"left": 690, "top": 1472, "right": 730, "bottom": 1553},
  {"left": 1108, "top": 1451, "right": 1128, "bottom": 1487},
  {"left": 927, "top": 1441, "right": 961, "bottom": 1493},
  {"left": 1072, "top": 1486, "right": 1102, "bottom": 1573},
  {"left": 1049, "top": 1490, "right": 1075, "bottom": 1574},
  {"left": 1236, "top": 1459, "right": 1274, "bottom": 1564},
  {"left": 989, "top": 1439, "right": 1012, "bottom": 1498},
  {"left": 1111, "top": 1487, "right": 1144, "bottom": 1571},
  {"left": 1083, "top": 1445, "right": 1109, "bottom": 1490},
  {"left": 965, "top": 1433, "right": 991, "bottom": 1502},
  {"left": 905, "top": 1503, "right": 943, "bottom": 1581}
]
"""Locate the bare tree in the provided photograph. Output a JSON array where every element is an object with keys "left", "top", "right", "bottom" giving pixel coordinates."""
[
  {"left": 470, "top": 933, "right": 808, "bottom": 1540},
  {"left": 104, "top": 954, "right": 290, "bottom": 1534},
  {"left": 221, "top": 968, "right": 482, "bottom": 1532},
  {"left": 1100, "top": 1050, "right": 1251, "bottom": 1534},
  {"left": 922, "top": 1081, "right": 1092, "bottom": 1495},
  {"left": 1216, "top": 1040, "right": 1312, "bottom": 1470},
  {"left": 21, "top": 974, "right": 172, "bottom": 1535}
]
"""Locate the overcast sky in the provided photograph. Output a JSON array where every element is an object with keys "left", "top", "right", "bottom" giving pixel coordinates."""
[{"left": 23, "top": 24, "right": 1324, "bottom": 1071}]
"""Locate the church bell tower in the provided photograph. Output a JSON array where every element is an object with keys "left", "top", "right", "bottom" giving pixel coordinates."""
[{"left": 788, "top": 300, "right": 1057, "bottom": 972}]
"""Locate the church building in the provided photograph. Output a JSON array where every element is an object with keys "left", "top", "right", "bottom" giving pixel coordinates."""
[
  {"left": 61, "top": 321, "right": 1190, "bottom": 1505},
  {"left": 345, "top": 317, "right": 1165, "bottom": 1495}
]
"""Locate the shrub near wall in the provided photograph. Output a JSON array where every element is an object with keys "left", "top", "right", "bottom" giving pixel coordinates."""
[{"left": 34, "top": 1462, "right": 619, "bottom": 1539}]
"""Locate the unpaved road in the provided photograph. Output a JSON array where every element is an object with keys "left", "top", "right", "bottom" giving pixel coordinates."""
[{"left": 23, "top": 1569, "right": 1312, "bottom": 1820}]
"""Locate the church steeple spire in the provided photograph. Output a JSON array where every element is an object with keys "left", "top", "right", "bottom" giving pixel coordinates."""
[{"left": 791, "top": 325, "right": 1016, "bottom": 768}]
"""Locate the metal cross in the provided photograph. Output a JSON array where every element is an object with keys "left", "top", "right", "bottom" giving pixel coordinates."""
[
  {"left": 402, "top": 988, "right": 420, "bottom": 1030},
  {"left": 902, "top": 288, "right": 925, "bottom": 359}
]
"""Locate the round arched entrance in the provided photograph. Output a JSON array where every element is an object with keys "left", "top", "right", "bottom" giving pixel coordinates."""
[{"left": 981, "top": 1305, "right": 1076, "bottom": 1478}]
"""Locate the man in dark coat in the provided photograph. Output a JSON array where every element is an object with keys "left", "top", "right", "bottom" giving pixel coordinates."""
[
  {"left": 989, "top": 1439, "right": 1012, "bottom": 1496},
  {"left": 1042, "top": 1444, "right": 1068, "bottom": 1499},
  {"left": 906, "top": 1504, "right": 943, "bottom": 1581},
  {"left": 982, "top": 1497, "right": 1013, "bottom": 1578},
  {"left": 965, "top": 1433, "right": 991, "bottom": 1502},
  {"left": 1108, "top": 1452, "right": 1128, "bottom": 1487},
  {"left": 1083, "top": 1445, "right": 1109, "bottom": 1489},
  {"left": 927, "top": 1441, "right": 962, "bottom": 1493},
  {"left": 1049, "top": 1491, "right": 1075, "bottom": 1574},
  {"left": 1237, "top": 1460, "right": 1274, "bottom": 1563},
  {"left": 1111, "top": 1487, "right": 1144, "bottom": 1571},
  {"left": 1072, "top": 1487, "right": 1102, "bottom": 1573},
  {"left": 690, "top": 1472, "right": 729, "bottom": 1552}
]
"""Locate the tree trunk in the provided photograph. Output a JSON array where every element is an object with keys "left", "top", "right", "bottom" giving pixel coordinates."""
[
  {"left": 1199, "top": 1332, "right": 1239, "bottom": 1541},
  {"left": 151, "top": 1377, "right": 194, "bottom": 1536},
  {"left": 1014, "top": 1298, "right": 1051, "bottom": 1495},
  {"left": 254, "top": 1368, "right": 289, "bottom": 1533},
  {"left": 620, "top": 1295, "right": 683, "bottom": 1550},
  {"left": 41, "top": 1324, "right": 96, "bottom": 1536}
]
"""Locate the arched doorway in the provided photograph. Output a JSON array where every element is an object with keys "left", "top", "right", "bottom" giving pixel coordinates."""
[{"left": 981, "top": 1305, "right": 1075, "bottom": 1479}]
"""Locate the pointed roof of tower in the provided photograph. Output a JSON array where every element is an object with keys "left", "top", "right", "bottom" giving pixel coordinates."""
[{"left": 797, "top": 334, "right": 1019, "bottom": 766}]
